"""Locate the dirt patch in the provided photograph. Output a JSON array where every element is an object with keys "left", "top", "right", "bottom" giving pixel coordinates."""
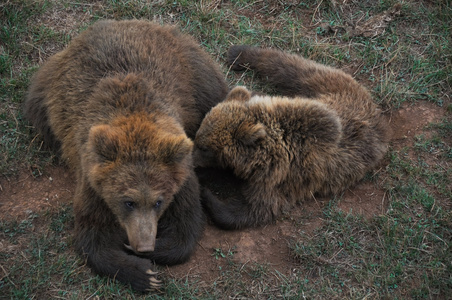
[
  {"left": 338, "top": 182, "right": 387, "bottom": 218},
  {"left": 388, "top": 101, "right": 448, "bottom": 166},
  {"left": 0, "top": 166, "right": 74, "bottom": 221},
  {"left": 389, "top": 101, "right": 444, "bottom": 146},
  {"left": 167, "top": 198, "right": 327, "bottom": 284},
  {"left": 0, "top": 100, "right": 447, "bottom": 286}
]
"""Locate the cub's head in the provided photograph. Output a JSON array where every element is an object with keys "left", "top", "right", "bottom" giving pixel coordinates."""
[
  {"left": 83, "top": 113, "right": 193, "bottom": 255},
  {"left": 194, "top": 86, "right": 266, "bottom": 172}
]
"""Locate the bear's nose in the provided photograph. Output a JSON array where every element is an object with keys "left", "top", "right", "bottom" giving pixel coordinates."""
[{"left": 136, "top": 242, "right": 155, "bottom": 253}]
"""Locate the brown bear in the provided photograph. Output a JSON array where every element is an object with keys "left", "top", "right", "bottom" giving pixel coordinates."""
[
  {"left": 24, "top": 20, "right": 228, "bottom": 291},
  {"left": 194, "top": 45, "right": 389, "bottom": 230}
]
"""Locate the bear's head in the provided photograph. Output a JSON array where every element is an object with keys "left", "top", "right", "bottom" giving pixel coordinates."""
[
  {"left": 194, "top": 86, "right": 344, "bottom": 182},
  {"left": 194, "top": 86, "right": 267, "bottom": 171},
  {"left": 83, "top": 112, "right": 193, "bottom": 254}
]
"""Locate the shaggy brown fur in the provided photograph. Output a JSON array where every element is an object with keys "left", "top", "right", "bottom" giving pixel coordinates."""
[
  {"left": 194, "top": 46, "right": 389, "bottom": 230},
  {"left": 24, "top": 20, "right": 228, "bottom": 291}
]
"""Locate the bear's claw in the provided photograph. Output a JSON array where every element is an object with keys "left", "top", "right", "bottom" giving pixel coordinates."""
[
  {"left": 124, "top": 243, "right": 133, "bottom": 251},
  {"left": 146, "top": 269, "right": 162, "bottom": 288},
  {"left": 146, "top": 269, "right": 159, "bottom": 276},
  {"left": 147, "top": 273, "right": 162, "bottom": 290}
]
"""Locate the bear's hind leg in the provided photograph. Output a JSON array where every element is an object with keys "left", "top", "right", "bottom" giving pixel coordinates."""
[{"left": 227, "top": 45, "right": 368, "bottom": 100}]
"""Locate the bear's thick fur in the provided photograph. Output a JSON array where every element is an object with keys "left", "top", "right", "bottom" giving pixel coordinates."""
[
  {"left": 194, "top": 46, "right": 389, "bottom": 229},
  {"left": 24, "top": 20, "right": 228, "bottom": 291}
]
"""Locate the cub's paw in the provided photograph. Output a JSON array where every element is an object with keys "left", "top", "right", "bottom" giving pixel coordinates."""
[{"left": 227, "top": 45, "right": 252, "bottom": 71}]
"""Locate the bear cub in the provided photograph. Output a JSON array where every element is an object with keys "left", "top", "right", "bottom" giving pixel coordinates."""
[
  {"left": 24, "top": 20, "right": 228, "bottom": 291},
  {"left": 194, "top": 46, "right": 389, "bottom": 230}
]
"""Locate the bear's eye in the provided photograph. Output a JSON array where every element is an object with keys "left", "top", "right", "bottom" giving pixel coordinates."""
[
  {"left": 154, "top": 197, "right": 164, "bottom": 209},
  {"left": 124, "top": 201, "right": 136, "bottom": 209}
]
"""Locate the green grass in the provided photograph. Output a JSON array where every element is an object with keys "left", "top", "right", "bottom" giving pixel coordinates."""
[
  {"left": 291, "top": 200, "right": 451, "bottom": 298},
  {"left": 1, "top": 0, "right": 451, "bottom": 299}
]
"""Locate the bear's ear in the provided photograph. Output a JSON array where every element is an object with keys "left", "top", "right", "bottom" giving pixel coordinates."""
[
  {"left": 235, "top": 122, "right": 266, "bottom": 146},
  {"left": 225, "top": 86, "right": 251, "bottom": 102},
  {"left": 161, "top": 135, "right": 193, "bottom": 164},
  {"left": 88, "top": 124, "right": 120, "bottom": 162}
]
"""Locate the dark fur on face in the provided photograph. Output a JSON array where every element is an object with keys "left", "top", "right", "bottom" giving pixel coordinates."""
[
  {"left": 24, "top": 20, "right": 228, "bottom": 291},
  {"left": 194, "top": 46, "right": 389, "bottom": 230}
]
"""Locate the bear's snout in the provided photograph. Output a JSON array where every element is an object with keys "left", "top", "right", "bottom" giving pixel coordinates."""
[
  {"left": 124, "top": 210, "right": 158, "bottom": 254},
  {"left": 135, "top": 239, "right": 156, "bottom": 253},
  {"left": 124, "top": 240, "right": 155, "bottom": 253}
]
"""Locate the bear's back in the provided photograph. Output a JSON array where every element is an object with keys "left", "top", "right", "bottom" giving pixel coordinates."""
[
  {"left": 42, "top": 20, "right": 200, "bottom": 113},
  {"left": 25, "top": 20, "right": 228, "bottom": 165}
]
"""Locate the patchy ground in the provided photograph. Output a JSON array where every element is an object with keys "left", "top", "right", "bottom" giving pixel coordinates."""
[{"left": 0, "top": 100, "right": 447, "bottom": 286}]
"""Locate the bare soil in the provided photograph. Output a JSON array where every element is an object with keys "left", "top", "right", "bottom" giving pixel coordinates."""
[{"left": 0, "top": 100, "right": 447, "bottom": 286}]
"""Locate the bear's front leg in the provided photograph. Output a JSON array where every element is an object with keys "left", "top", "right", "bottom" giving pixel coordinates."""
[
  {"left": 146, "top": 172, "right": 205, "bottom": 265},
  {"left": 75, "top": 227, "right": 161, "bottom": 291},
  {"left": 201, "top": 183, "right": 281, "bottom": 230},
  {"left": 200, "top": 187, "right": 253, "bottom": 230},
  {"left": 73, "top": 184, "right": 161, "bottom": 292}
]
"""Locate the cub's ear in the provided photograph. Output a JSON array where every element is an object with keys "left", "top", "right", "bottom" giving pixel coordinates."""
[
  {"left": 225, "top": 86, "right": 251, "bottom": 102},
  {"left": 235, "top": 122, "right": 266, "bottom": 146},
  {"left": 161, "top": 135, "right": 193, "bottom": 164},
  {"left": 88, "top": 124, "right": 120, "bottom": 162}
]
